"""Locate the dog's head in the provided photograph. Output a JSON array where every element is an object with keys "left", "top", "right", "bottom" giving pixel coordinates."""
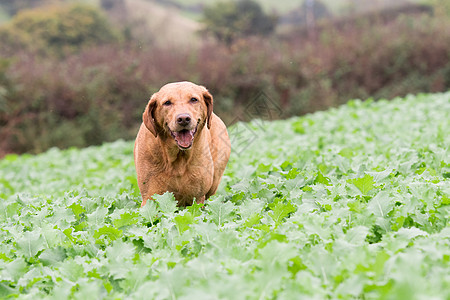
[{"left": 143, "top": 81, "right": 213, "bottom": 150}]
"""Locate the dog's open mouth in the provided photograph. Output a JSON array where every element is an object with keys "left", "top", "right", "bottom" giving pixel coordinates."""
[{"left": 170, "top": 126, "right": 198, "bottom": 149}]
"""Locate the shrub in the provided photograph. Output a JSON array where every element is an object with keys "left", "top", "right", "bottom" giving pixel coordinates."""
[
  {"left": 0, "top": 4, "right": 121, "bottom": 57},
  {"left": 202, "top": 0, "right": 277, "bottom": 45}
]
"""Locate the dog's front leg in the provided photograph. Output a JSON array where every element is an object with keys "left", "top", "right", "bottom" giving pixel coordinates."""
[{"left": 196, "top": 196, "right": 205, "bottom": 204}]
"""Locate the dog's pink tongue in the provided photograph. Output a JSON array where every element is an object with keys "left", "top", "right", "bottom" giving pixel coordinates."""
[{"left": 175, "top": 130, "right": 194, "bottom": 148}]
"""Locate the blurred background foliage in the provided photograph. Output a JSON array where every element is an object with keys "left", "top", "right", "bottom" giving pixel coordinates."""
[
  {"left": 0, "top": 0, "right": 449, "bottom": 155},
  {"left": 0, "top": 4, "right": 121, "bottom": 57},
  {"left": 201, "top": 0, "right": 277, "bottom": 45}
]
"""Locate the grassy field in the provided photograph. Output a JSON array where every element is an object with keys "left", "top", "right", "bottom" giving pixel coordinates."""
[{"left": 0, "top": 92, "right": 449, "bottom": 298}]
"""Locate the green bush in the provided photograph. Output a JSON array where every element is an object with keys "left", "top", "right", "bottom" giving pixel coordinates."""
[
  {"left": 0, "top": 4, "right": 121, "bottom": 56},
  {"left": 202, "top": 0, "right": 277, "bottom": 45}
]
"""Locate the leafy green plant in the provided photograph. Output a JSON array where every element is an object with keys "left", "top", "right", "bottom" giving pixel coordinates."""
[{"left": 0, "top": 92, "right": 449, "bottom": 298}]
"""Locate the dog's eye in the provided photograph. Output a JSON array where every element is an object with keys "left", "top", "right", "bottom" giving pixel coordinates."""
[
  {"left": 163, "top": 100, "right": 172, "bottom": 106},
  {"left": 190, "top": 97, "right": 198, "bottom": 103}
]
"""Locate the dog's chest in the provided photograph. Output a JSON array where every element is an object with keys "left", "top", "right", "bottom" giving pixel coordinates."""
[{"left": 162, "top": 163, "right": 213, "bottom": 198}]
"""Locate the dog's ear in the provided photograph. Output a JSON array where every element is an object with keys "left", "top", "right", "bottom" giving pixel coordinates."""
[
  {"left": 143, "top": 94, "right": 158, "bottom": 137},
  {"left": 202, "top": 87, "right": 213, "bottom": 129}
]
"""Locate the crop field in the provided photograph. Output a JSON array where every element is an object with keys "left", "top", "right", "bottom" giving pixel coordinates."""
[{"left": 0, "top": 92, "right": 449, "bottom": 298}]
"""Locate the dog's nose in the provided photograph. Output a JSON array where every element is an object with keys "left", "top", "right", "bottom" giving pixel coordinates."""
[{"left": 176, "top": 114, "right": 191, "bottom": 127}]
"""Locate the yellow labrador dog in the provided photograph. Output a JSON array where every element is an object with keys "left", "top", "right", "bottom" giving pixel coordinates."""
[{"left": 134, "top": 82, "right": 231, "bottom": 206}]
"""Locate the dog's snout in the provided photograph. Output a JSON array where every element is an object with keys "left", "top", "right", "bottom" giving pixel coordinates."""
[{"left": 176, "top": 114, "right": 191, "bottom": 127}]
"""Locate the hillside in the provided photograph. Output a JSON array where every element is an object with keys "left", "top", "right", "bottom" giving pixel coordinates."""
[
  {"left": 0, "top": 92, "right": 449, "bottom": 298},
  {"left": 0, "top": 0, "right": 202, "bottom": 47},
  {"left": 119, "top": 0, "right": 201, "bottom": 47},
  {"left": 157, "top": 0, "right": 421, "bottom": 18},
  {"left": 0, "top": 0, "right": 439, "bottom": 47}
]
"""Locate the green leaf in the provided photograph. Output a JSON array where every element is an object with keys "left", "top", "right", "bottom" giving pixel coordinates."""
[
  {"left": 154, "top": 192, "right": 177, "bottom": 216},
  {"left": 285, "top": 168, "right": 300, "bottom": 180},
  {"left": 348, "top": 174, "right": 375, "bottom": 195},
  {"left": 243, "top": 213, "right": 262, "bottom": 228},
  {"left": 315, "top": 171, "right": 331, "bottom": 186},
  {"left": 338, "top": 148, "right": 354, "bottom": 158},
  {"left": 366, "top": 168, "right": 393, "bottom": 182},
  {"left": 396, "top": 227, "right": 428, "bottom": 239},
  {"left": 347, "top": 200, "right": 365, "bottom": 213},
  {"left": 288, "top": 256, "right": 307, "bottom": 277},
  {"left": 105, "top": 241, "right": 136, "bottom": 279},
  {"left": 291, "top": 119, "right": 306, "bottom": 134},
  {"left": 73, "top": 279, "right": 105, "bottom": 300},
  {"left": 345, "top": 226, "right": 370, "bottom": 245},
  {"left": 257, "top": 163, "right": 272, "bottom": 173},
  {"left": 16, "top": 232, "right": 45, "bottom": 258},
  {"left": 93, "top": 226, "right": 122, "bottom": 242},
  {"left": 0, "top": 258, "right": 27, "bottom": 282},
  {"left": 40, "top": 224, "right": 64, "bottom": 247},
  {"left": 63, "top": 228, "right": 77, "bottom": 244},
  {"left": 58, "top": 258, "right": 86, "bottom": 282},
  {"left": 0, "top": 253, "right": 12, "bottom": 262},
  {"left": 39, "top": 247, "right": 66, "bottom": 266},
  {"left": 186, "top": 200, "right": 204, "bottom": 217},
  {"left": 0, "top": 282, "right": 17, "bottom": 298},
  {"left": 174, "top": 212, "right": 196, "bottom": 234},
  {"left": 367, "top": 191, "right": 394, "bottom": 218},
  {"left": 6, "top": 202, "right": 20, "bottom": 218},
  {"left": 139, "top": 200, "right": 158, "bottom": 223},
  {"left": 0, "top": 179, "right": 14, "bottom": 194},
  {"left": 68, "top": 203, "right": 85, "bottom": 218},
  {"left": 268, "top": 199, "right": 296, "bottom": 226},
  {"left": 207, "top": 197, "right": 235, "bottom": 226},
  {"left": 87, "top": 206, "right": 108, "bottom": 226},
  {"left": 438, "top": 197, "right": 450, "bottom": 209},
  {"left": 74, "top": 221, "right": 88, "bottom": 232},
  {"left": 118, "top": 264, "right": 149, "bottom": 292},
  {"left": 113, "top": 211, "right": 139, "bottom": 228}
]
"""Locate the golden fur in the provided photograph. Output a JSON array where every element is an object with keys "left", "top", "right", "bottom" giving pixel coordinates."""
[{"left": 134, "top": 81, "right": 231, "bottom": 206}]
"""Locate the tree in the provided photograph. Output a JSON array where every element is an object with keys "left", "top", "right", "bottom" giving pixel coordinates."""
[
  {"left": 301, "top": 0, "right": 331, "bottom": 36},
  {"left": 202, "top": 0, "right": 277, "bottom": 45}
]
